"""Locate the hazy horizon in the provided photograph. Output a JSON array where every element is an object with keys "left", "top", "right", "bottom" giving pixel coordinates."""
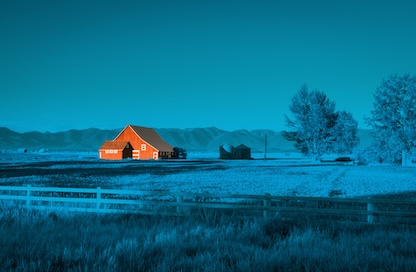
[{"left": 1, "top": 124, "right": 375, "bottom": 134}]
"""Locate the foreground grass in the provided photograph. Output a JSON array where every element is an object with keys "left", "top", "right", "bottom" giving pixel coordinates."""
[{"left": 1, "top": 206, "right": 416, "bottom": 271}]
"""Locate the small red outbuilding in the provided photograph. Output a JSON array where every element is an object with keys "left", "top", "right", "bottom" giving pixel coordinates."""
[{"left": 98, "top": 141, "right": 133, "bottom": 160}]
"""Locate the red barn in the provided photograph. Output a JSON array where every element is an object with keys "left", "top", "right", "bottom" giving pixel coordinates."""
[
  {"left": 99, "top": 125, "right": 177, "bottom": 160},
  {"left": 98, "top": 141, "right": 133, "bottom": 160}
]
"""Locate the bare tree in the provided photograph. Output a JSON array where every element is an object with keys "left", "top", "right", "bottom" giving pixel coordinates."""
[
  {"left": 366, "top": 74, "right": 416, "bottom": 166},
  {"left": 283, "top": 85, "right": 358, "bottom": 160}
]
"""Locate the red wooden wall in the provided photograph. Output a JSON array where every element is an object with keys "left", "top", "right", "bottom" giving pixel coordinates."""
[{"left": 115, "top": 126, "right": 158, "bottom": 160}]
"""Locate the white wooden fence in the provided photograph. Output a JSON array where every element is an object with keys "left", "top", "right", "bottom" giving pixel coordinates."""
[{"left": 1, "top": 185, "right": 416, "bottom": 224}]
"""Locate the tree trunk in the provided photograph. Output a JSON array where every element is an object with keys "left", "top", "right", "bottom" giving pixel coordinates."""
[{"left": 402, "top": 150, "right": 407, "bottom": 166}]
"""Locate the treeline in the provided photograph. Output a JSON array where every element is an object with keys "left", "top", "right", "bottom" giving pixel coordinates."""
[{"left": 282, "top": 74, "right": 416, "bottom": 166}]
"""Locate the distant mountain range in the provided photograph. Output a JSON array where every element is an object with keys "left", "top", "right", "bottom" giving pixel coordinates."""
[{"left": 0, "top": 127, "right": 374, "bottom": 152}]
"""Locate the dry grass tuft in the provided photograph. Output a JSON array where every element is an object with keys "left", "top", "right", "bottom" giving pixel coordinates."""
[{"left": 1, "top": 206, "right": 416, "bottom": 271}]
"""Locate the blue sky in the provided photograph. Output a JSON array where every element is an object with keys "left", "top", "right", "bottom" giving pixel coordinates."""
[{"left": 1, "top": 0, "right": 416, "bottom": 132}]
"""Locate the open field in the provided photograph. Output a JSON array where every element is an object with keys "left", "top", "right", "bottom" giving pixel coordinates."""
[
  {"left": 1, "top": 151, "right": 416, "bottom": 271},
  {"left": 1, "top": 151, "right": 416, "bottom": 199}
]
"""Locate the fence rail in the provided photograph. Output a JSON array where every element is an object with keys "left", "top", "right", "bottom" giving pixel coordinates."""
[{"left": 1, "top": 185, "right": 416, "bottom": 224}]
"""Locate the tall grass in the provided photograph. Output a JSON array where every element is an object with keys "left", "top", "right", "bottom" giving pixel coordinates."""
[{"left": 1, "top": 206, "right": 416, "bottom": 271}]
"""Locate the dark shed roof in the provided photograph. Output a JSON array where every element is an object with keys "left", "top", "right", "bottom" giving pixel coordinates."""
[{"left": 234, "top": 144, "right": 250, "bottom": 150}]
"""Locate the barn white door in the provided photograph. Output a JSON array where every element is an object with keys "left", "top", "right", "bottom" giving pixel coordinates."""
[{"left": 132, "top": 150, "right": 140, "bottom": 159}]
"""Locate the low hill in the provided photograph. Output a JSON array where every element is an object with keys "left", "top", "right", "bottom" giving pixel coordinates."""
[{"left": 0, "top": 126, "right": 373, "bottom": 152}]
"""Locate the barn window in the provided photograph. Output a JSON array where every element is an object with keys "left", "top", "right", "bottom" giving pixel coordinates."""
[
  {"left": 114, "top": 150, "right": 118, "bottom": 154},
  {"left": 141, "top": 144, "right": 146, "bottom": 151},
  {"left": 105, "top": 150, "right": 109, "bottom": 154},
  {"left": 109, "top": 150, "right": 114, "bottom": 154}
]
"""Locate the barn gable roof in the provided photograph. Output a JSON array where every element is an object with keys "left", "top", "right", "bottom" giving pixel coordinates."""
[
  {"left": 125, "top": 125, "right": 173, "bottom": 152},
  {"left": 99, "top": 140, "right": 130, "bottom": 150}
]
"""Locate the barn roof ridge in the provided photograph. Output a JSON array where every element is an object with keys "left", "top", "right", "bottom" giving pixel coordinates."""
[{"left": 126, "top": 124, "right": 173, "bottom": 151}]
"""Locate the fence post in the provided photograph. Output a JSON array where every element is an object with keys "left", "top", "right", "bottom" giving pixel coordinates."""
[
  {"left": 263, "top": 193, "right": 271, "bottom": 217},
  {"left": 367, "top": 198, "right": 374, "bottom": 224},
  {"left": 26, "top": 185, "right": 32, "bottom": 207},
  {"left": 97, "top": 187, "right": 101, "bottom": 210},
  {"left": 176, "top": 195, "right": 184, "bottom": 215}
]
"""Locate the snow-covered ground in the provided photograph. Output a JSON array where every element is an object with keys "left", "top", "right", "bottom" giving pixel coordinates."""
[
  {"left": 106, "top": 161, "right": 416, "bottom": 198},
  {"left": 187, "top": 151, "right": 306, "bottom": 160},
  {"left": 1, "top": 151, "right": 415, "bottom": 198}
]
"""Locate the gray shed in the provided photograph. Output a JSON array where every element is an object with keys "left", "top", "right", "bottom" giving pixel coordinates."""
[
  {"left": 219, "top": 143, "right": 234, "bottom": 159},
  {"left": 233, "top": 144, "right": 251, "bottom": 159}
]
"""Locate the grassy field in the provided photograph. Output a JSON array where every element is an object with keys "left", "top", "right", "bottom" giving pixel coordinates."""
[
  {"left": 2, "top": 153, "right": 416, "bottom": 198},
  {"left": 2, "top": 153, "right": 416, "bottom": 271},
  {"left": 1, "top": 206, "right": 416, "bottom": 271}
]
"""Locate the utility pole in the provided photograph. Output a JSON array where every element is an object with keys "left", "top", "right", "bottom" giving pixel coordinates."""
[{"left": 264, "top": 134, "right": 267, "bottom": 160}]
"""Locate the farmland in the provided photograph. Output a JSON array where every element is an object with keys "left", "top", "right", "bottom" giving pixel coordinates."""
[
  {"left": 1, "top": 151, "right": 416, "bottom": 199},
  {"left": 1, "top": 151, "right": 416, "bottom": 271}
]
